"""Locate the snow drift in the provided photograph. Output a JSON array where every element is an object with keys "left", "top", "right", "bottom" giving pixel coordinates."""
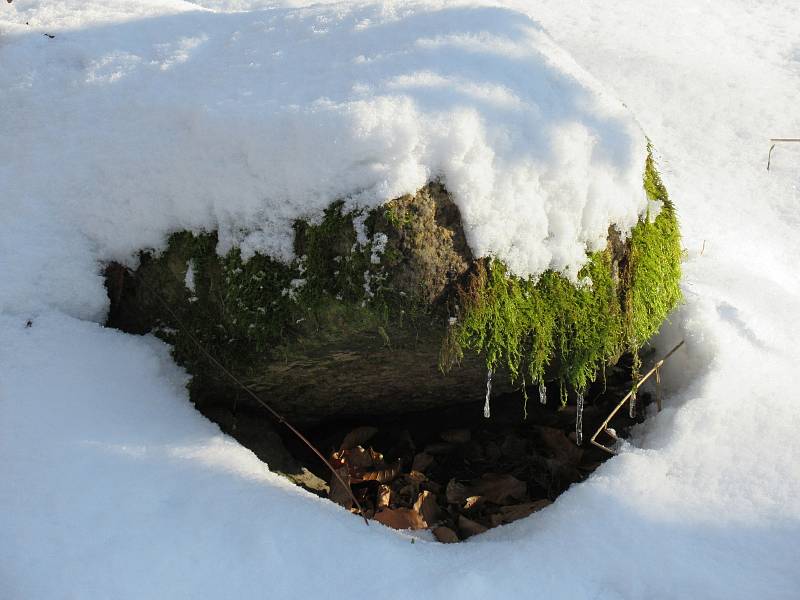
[{"left": 2, "top": 0, "right": 800, "bottom": 598}]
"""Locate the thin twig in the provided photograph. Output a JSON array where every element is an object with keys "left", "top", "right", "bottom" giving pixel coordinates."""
[
  {"left": 124, "top": 266, "right": 369, "bottom": 525},
  {"left": 767, "top": 138, "right": 800, "bottom": 171},
  {"left": 589, "top": 340, "right": 685, "bottom": 455}
]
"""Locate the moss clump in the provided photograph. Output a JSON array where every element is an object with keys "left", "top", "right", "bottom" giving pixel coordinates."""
[
  {"left": 447, "top": 148, "right": 682, "bottom": 397},
  {"left": 627, "top": 150, "right": 683, "bottom": 356},
  {"left": 128, "top": 195, "right": 453, "bottom": 379},
  {"left": 111, "top": 159, "right": 681, "bottom": 419}
]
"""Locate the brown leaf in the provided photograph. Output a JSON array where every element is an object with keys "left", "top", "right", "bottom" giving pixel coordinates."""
[
  {"left": 546, "top": 459, "right": 582, "bottom": 490},
  {"left": 498, "top": 500, "right": 552, "bottom": 524},
  {"left": 328, "top": 467, "right": 353, "bottom": 509},
  {"left": 500, "top": 434, "right": 528, "bottom": 458},
  {"left": 440, "top": 428, "right": 471, "bottom": 444},
  {"left": 424, "top": 442, "right": 454, "bottom": 455},
  {"left": 537, "top": 426, "right": 583, "bottom": 464},
  {"left": 432, "top": 526, "right": 460, "bottom": 544},
  {"left": 457, "top": 515, "right": 488, "bottom": 538},
  {"left": 340, "top": 426, "right": 378, "bottom": 451},
  {"left": 413, "top": 491, "right": 440, "bottom": 526},
  {"left": 397, "top": 485, "right": 416, "bottom": 504},
  {"left": 405, "top": 470, "right": 427, "bottom": 486},
  {"left": 358, "top": 459, "right": 401, "bottom": 484},
  {"left": 373, "top": 508, "right": 427, "bottom": 530},
  {"left": 446, "top": 479, "right": 469, "bottom": 505},
  {"left": 342, "top": 446, "right": 376, "bottom": 471},
  {"left": 484, "top": 441, "right": 502, "bottom": 462},
  {"left": 463, "top": 495, "right": 484, "bottom": 512},
  {"left": 411, "top": 452, "right": 434, "bottom": 472},
  {"left": 376, "top": 485, "right": 392, "bottom": 509},
  {"left": 367, "top": 447, "right": 384, "bottom": 463},
  {"left": 469, "top": 473, "right": 527, "bottom": 505},
  {"left": 421, "top": 479, "right": 442, "bottom": 495}
]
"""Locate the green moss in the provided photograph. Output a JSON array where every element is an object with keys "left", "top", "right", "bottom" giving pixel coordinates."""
[
  {"left": 139, "top": 201, "right": 428, "bottom": 376},
  {"left": 449, "top": 250, "right": 623, "bottom": 395},
  {"left": 135, "top": 151, "right": 680, "bottom": 405},
  {"left": 448, "top": 149, "right": 682, "bottom": 397},
  {"left": 627, "top": 149, "right": 683, "bottom": 355}
]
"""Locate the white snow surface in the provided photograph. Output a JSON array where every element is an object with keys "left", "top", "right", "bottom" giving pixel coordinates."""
[
  {"left": 2, "top": 1, "right": 800, "bottom": 599},
  {"left": 0, "top": 0, "right": 650, "bottom": 320}
]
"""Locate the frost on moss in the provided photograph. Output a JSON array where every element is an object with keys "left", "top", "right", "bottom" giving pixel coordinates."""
[{"left": 446, "top": 149, "right": 682, "bottom": 398}]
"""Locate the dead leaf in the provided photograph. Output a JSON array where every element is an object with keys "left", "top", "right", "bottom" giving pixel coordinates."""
[
  {"left": 405, "top": 470, "right": 427, "bottom": 486},
  {"left": 358, "top": 460, "right": 401, "bottom": 484},
  {"left": 376, "top": 485, "right": 392, "bottom": 509},
  {"left": 344, "top": 446, "right": 376, "bottom": 470},
  {"left": 421, "top": 479, "right": 442, "bottom": 495},
  {"left": 463, "top": 495, "right": 484, "bottom": 512},
  {"left": 328, "top": 467, "right": 353, "bottom": 509},
  {"left": 440, "top": 429, "right": 471, "bottom": 444},
  {"left": 432, "top": 526, "right": 460, "bottom": 544},
  {"left": 537, "top": 426, "right": 583, "bottom": 464},
  {"left": 497, "top": 500, "right": 552, "bottom": 524},
  {"left": 413, "top": 491, "right": 440, "bottom": 526},
  {"left": 457, "top": 515, "right": 488, "bottom": 538},
  {"left": 469, "top": 473, "right": 527, "bottom": 505},
  {"left": 373, "top": 508, "right": 426, "bottom": 530},
  {"left": 500, "top": 434, "right": 527, "bottom": 458},
  {"left": 340, "top": 426, "right": 378, "bottom": 451},
  {"left": 411, "top": 452, "right": 434, "bottom": 472},
  {"left": 397, "top": 485, "right": 416, "bottom": 503},
  {"left": 424, "top": 442, "right": 454, "bottom": 455},
  {"left": 484, "top": 441, "right": 502, "bottom": 461},
  {"left": 545, "top": 459, "right": 582, "bottom": 490},
  {"left": 446, "top": 479, "right": 468, "bottom": 505}
]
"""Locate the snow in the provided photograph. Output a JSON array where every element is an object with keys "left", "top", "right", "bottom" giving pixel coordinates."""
[
  {"left": 184, "top": 260, "right": 196, "bottom": 293},
  {"left": 2, "top": 1, "right": 800, "bottom": 598},
  {"left": 1, "top": 0, "right": 649, "bottom": 306}
]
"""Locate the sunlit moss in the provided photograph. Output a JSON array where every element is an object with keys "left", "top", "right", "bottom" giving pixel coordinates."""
[
  {"left": 448, "top": 148, "right": 682, "bottom": 397},
  {"left": 135, "top": 150, "right": 681, "bottom": 404}
]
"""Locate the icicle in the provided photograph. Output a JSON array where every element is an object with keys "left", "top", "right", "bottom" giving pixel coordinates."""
[
  {"left": 576, "top": 390, "right": 585, "bottom": 445},
  {"left": 521, "top": 375, "right": 528, "bottom": 421},
  {"left": 629, "top": 386, "right": 637, "bottom": 419},
  {"left": 539, "top": 380, "right": 547, "bottom": 405},
  {"left": 483, "top": 369, "right": 493, "bottom": 418}
]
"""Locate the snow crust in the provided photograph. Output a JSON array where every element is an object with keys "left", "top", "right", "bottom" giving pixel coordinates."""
[{"left": 2, "top": 1, "right": 800, "bottom": 599}]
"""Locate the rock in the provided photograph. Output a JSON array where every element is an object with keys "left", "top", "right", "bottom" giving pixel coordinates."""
[
  {"left": 106, "top": 183, "right": 510, "bottom": 426},
  {"left": 106, "top": 156, "right": 682, "bottom": 427}
]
